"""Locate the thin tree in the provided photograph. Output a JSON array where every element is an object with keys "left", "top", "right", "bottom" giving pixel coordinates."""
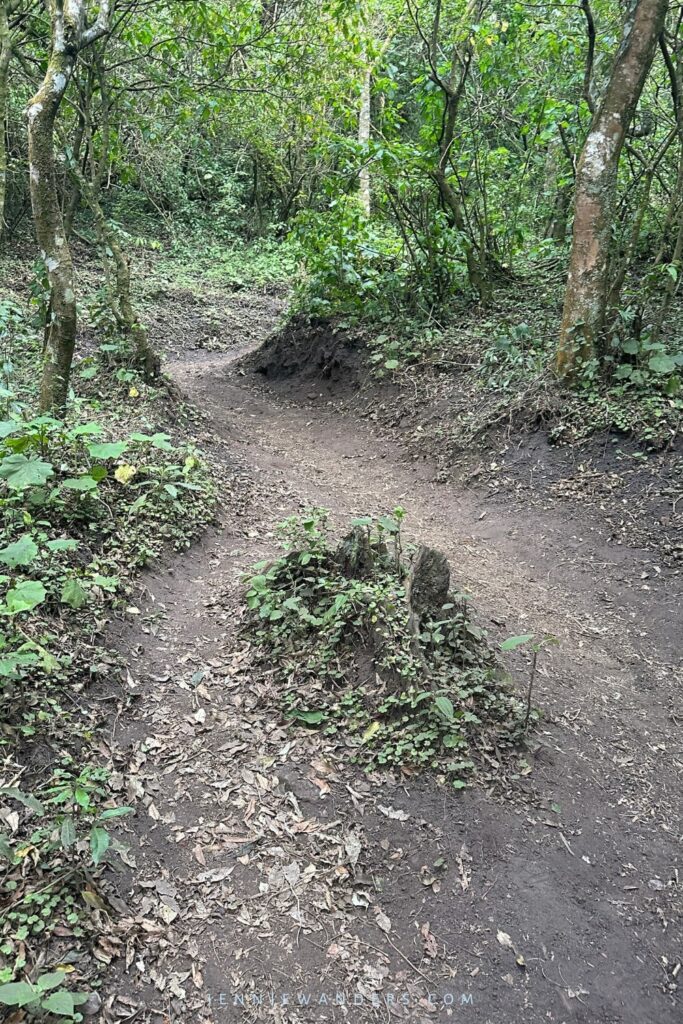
[
  {"left": 555, "top": 0, "right": 669, "bottom": 379},
  {"left": 27, "top": 0, "right": 110, "bottom": 414},
  {"left": 0, "top": 1, "right": 18, "bottom": 239}
]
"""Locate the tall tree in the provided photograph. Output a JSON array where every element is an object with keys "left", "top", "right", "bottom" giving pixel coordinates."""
[
  {"left": 0, "top": 0, "right": 17, "bottom": 239},
  {"left": 27, "top": 0, "right": 110, "bottom": 413},
  {"left": 556, "top": 0, "right": 669, "bottom": 378}
]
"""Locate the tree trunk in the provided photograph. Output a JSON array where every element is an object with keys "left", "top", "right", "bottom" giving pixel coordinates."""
[
  {"left": 358, "top": 62, "right": 371, "bottom": 215},
  {"left": 555, "top": 0, "right": 668, "bottom": 378},
  {"left": 27, "top": 0, "right": 109, "bottom": 414},
  {"left": 29, "top": 44, "right": 79, "bottom": 412},
  {"left": 0, "top": 2, "right": 12, "bottom": 241}
]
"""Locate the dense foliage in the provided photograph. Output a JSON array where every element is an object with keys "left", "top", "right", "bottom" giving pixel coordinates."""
[
  {"left": 0, "top": 1, "right": 681, "bottom": 1016},
  {"left": 2, "top": 0, "right": 683, "bottom": 406}
]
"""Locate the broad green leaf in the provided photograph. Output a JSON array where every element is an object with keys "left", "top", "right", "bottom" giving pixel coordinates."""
[
  {"left": 92, "top": 575, "right": 118, "bottom": 592},
  {"left": 61, "top": 578, "right": 88, "bottom": 610},
  {"left": 648, "top": 354, "right": 676, "bottom": 375},
  {"left": 41, "top": 990, "right": 75, "bottom": 1016},
  {"left": 130, "top": 431, "right": 173, "bottom": 450},
  {"left": 4, "top": 581, "right": 46, "bottom": 615},
  {"left": 87, "top": 441, "right": 128, "bottom": 460},
  {"left": 0, "top": 455, "right": 54, "bottom": 490},
  {"left": 0, "top": 651, "right": 40, "bottom": 677},
  {"left": 62, "top": 476, "right": 99, "bottom": 492},
  {"left": 0, "top": 420, "right": 21, "bottom": 439},
  {"left": 70, "top": 423, "right": 103, "bottom": 437},
  {"left": 0, "top": 536, "right": 39, "bottom": 568},
  {"left": 434, "top": 695, "right": 454, "bottom": 720},
  {"left": 46, "top": 539, "right": 78, "bottom": 552},
  {"left": 0, "top": 980, "right": 39, "bottom": 1007},
  {"left": 36, "top": 972, "right": 70, "bottom": 992}
]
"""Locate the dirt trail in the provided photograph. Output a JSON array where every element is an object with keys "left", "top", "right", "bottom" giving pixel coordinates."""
[{"left": 107, "top": 298, "right": 681, "bottom": 1024}]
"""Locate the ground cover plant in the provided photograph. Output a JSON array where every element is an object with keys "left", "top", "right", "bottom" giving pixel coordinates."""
[
  {"left": 244, "top": 509, "right": 538, "bottom": 789},
  {"left": 0, "top": 285, "right": 214, "bottom": 1018}
]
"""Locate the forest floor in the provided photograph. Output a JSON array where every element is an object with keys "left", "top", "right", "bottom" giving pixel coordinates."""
[{"left": 101, "top": 280, "right": 682, "bottom": 1024}]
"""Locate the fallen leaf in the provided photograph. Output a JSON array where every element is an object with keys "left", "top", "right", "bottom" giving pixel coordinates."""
[{"left": 376, "top": 910, "right": 391, "bottom": 934}]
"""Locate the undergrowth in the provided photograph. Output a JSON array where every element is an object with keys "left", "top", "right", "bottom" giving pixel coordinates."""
[
  {"left": 0, "top": 288, "right": 214, "bottom": 1018},
  {"left": 244, "top": 509, "right": 533, "bottom": 789}
]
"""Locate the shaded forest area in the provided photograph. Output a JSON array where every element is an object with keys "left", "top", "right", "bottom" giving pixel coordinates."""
[{"left": 0, "top": 1, "right": 681, "bottom": 1023}]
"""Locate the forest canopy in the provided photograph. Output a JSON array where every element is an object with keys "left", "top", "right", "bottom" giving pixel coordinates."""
[{"left": 1, "top": 0, "right": 682, "bottom": 414}]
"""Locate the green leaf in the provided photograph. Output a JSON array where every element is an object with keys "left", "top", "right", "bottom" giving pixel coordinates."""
[
  {"left": 60, "top": 816, "right": 76, "bottom": 849},
  {"left": 131, "top": 432, "right": 173, "bottom": 451},
  {"left": 0, "top": 651, "right": 39, "bottom": 677},
  {"left": 70, "top": 423, "right": 103, "bottom": 437},
  {"left": 41, "top": 990, "right": 75, "bottom": 1016},
  {"left": 500, "top": 633, "right": 535, "bottom": 651},
  {"left": 92, "top": 574, "right": 118, "bottom": 592},
  {"left": 46, "top": 539, "right": 78, "bottom": 552},
  {"left": 293, "top": 710, "right": 325, "bottom": 725},
  {"left": 0, "top": 536, "right": 39, "bottom": 568},
  {"left": 61, "top": 578, "right": 88, "bottom": 609},
  {"left": 0, "top": 787, "right": 44, "bottom": 814},
  {"left": 87, "top": 441, "right": 128, "bottom": 460},
  {"left": 62, "top": 475, "right": 99, "bottom": 492},
  {"left": 0, "top": 980, "right": 39, "bottom": 1007},
  {"left": 4, "top": 581, "right": 46, "bottom": 615},
  {"left": 0, "top": 455, "right": 54, "bottom": 490},
  {"left": 0, "top": 420, "right": 21, "bottom": 439},
  {"left": 90, "top": 826, "right": 110, "bottom": 865},
  {"left": 36, "top": 972, "right": 70, "bottom": 992},
  {"left": 434, "top": 695, "right": 454, "bottom": 721},
  {"left": 384, "top": 358, "right": 399, "bottom": 370},
  {"left": 98, "top": 806, "right": 134, "bottom": 820},
  {"left": 664, "top": 374, "right": 681, "bottom": 396},
  {"left": 648, "top": 354, "right": 676, "bottom": 375}
]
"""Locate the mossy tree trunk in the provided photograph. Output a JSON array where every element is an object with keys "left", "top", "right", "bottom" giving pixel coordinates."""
[
  {"left": 0, "top": 1, "right": 16, "bottom": 241},
  {"left": 27, "top": 0, "right": 109, "bottom": 414},
  {"left": 555, "top": 0, "right": 669, "bottom": 379},
  {"left": 358, "top": 61, "right": 371, "bottom": 215}
]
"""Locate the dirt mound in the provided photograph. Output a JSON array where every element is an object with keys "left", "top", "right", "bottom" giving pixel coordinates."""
[{"left": 246, "top": 314, "right": 366, "bottom": 384}]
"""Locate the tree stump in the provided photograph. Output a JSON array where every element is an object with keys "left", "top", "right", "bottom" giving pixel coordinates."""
[{"left": 406, "top": 545, "right": 450, "bottom": 618}]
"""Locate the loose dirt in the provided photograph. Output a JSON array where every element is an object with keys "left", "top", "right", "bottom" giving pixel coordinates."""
[{"left": 103, "top": 290, "right": 681, "bottom": 1024}]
